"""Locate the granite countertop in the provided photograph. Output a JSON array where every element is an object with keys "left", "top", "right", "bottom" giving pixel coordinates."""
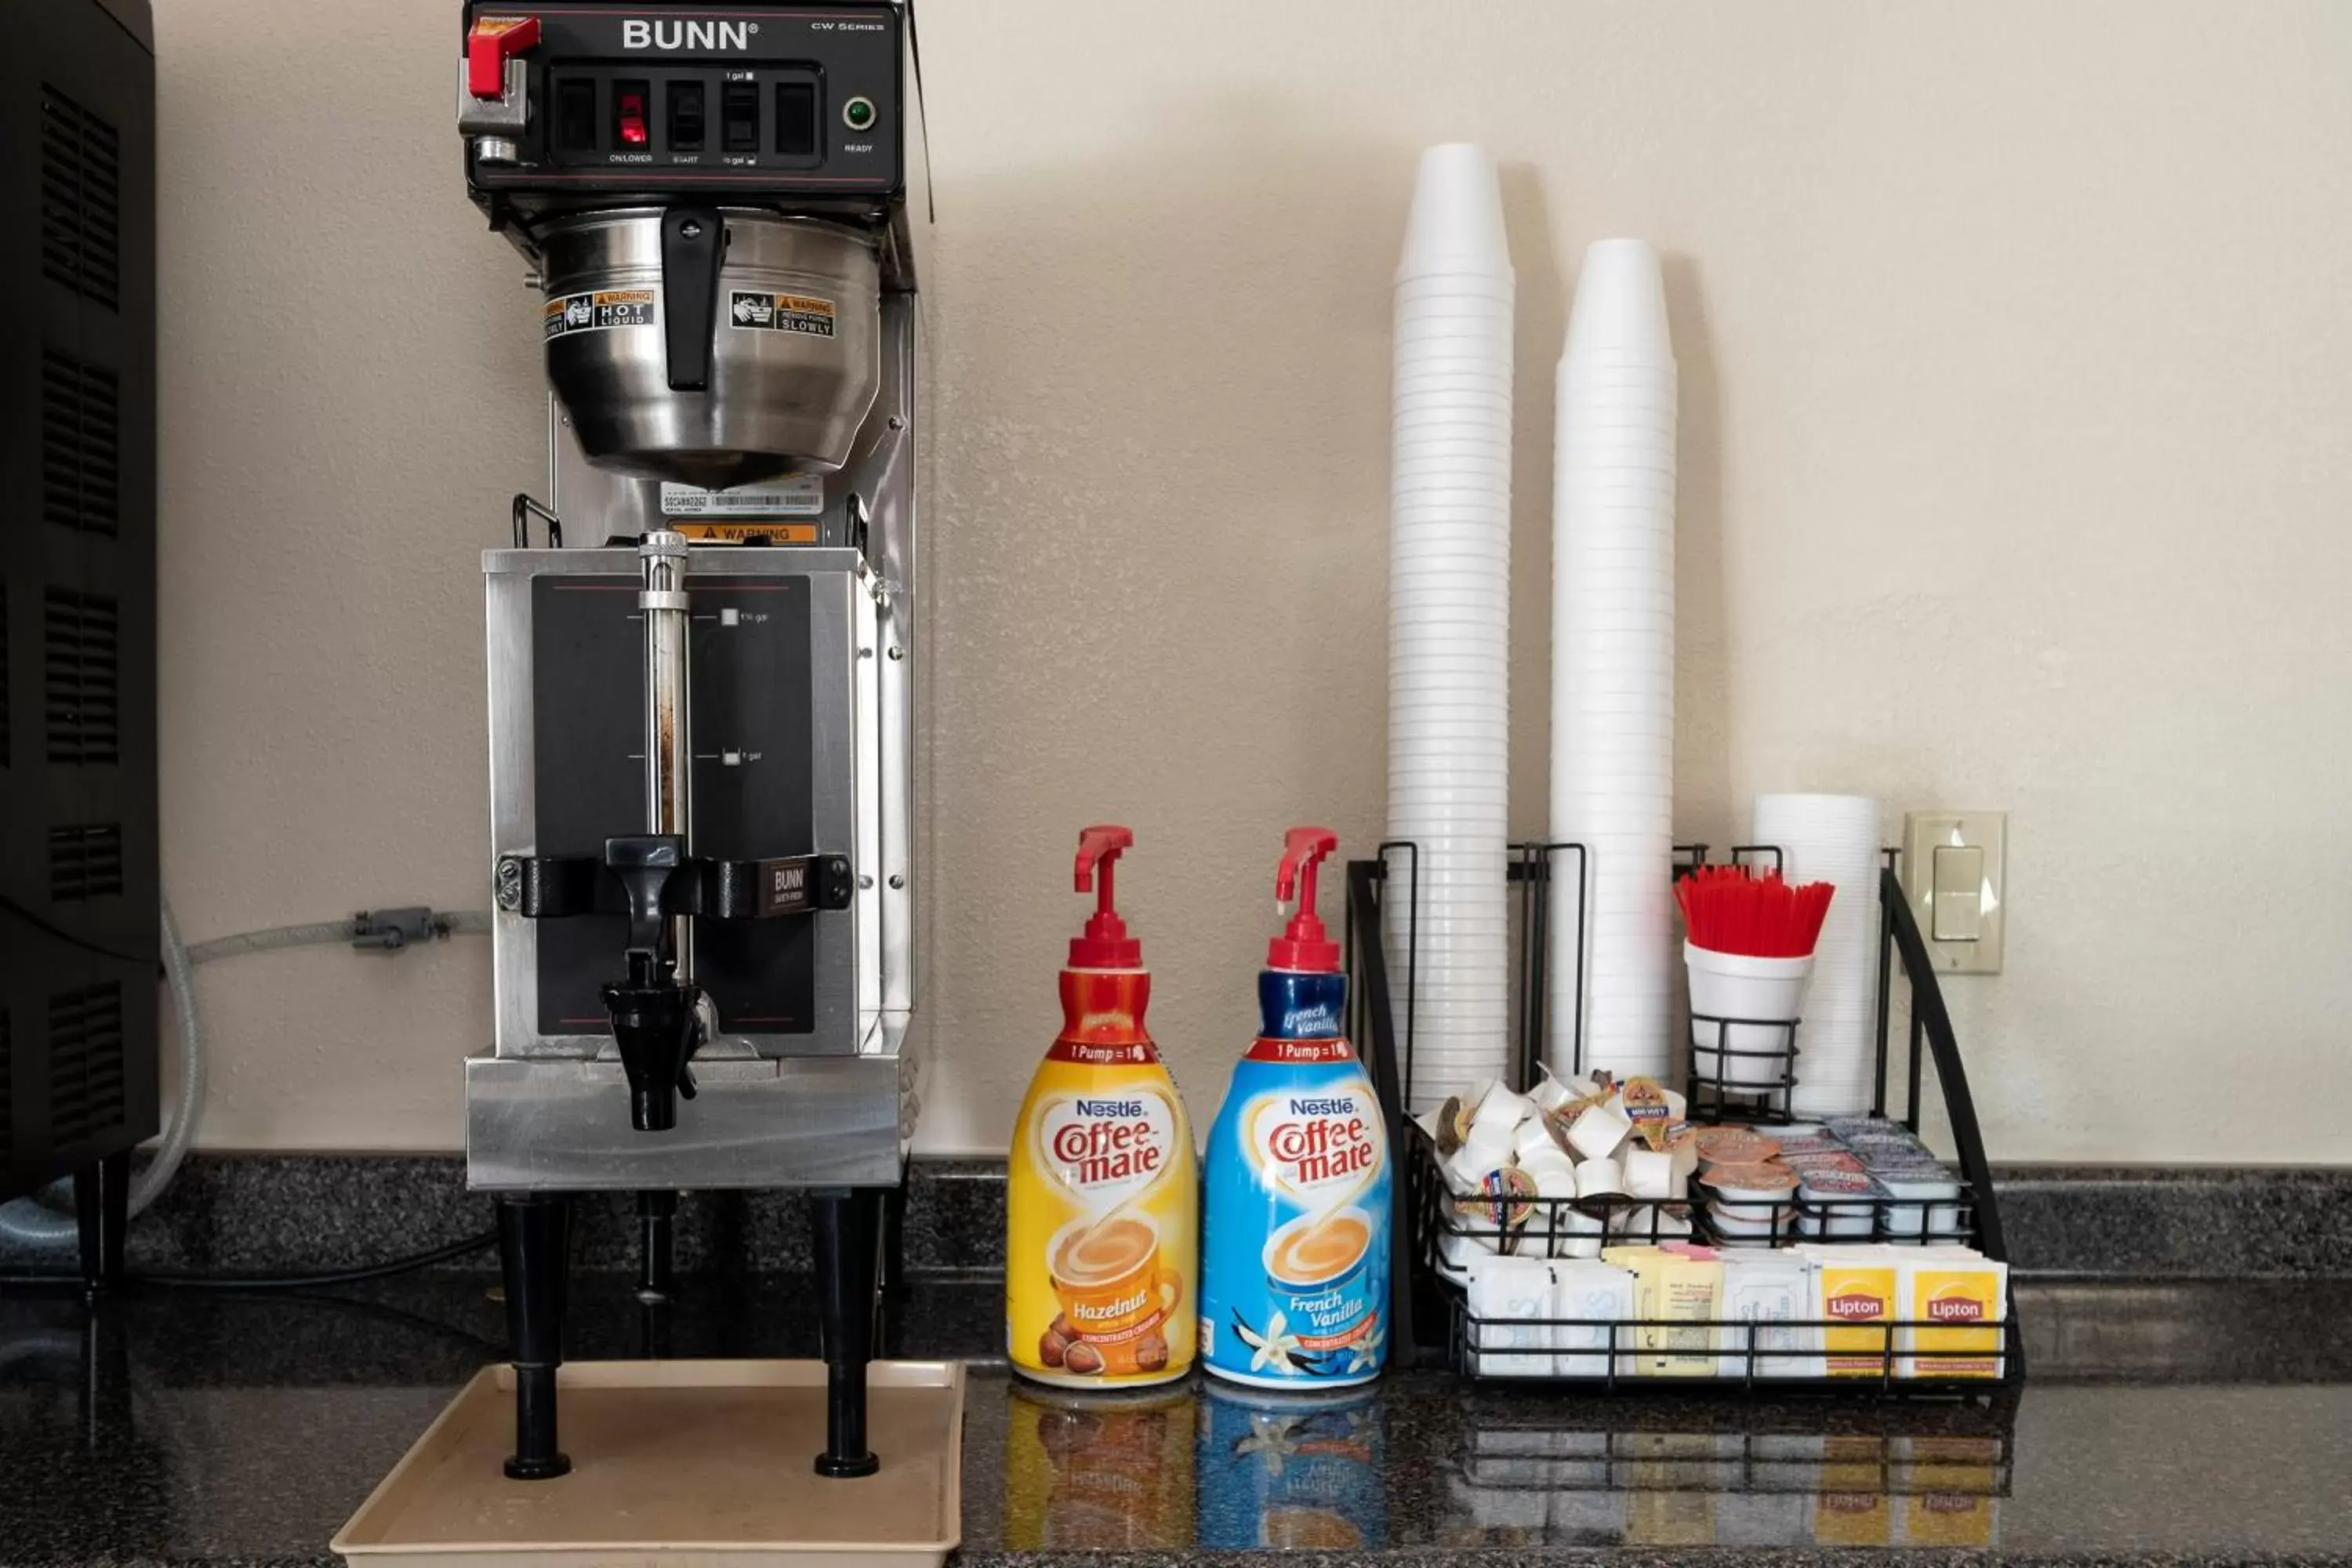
[{"left": 2, "top": 1275, "right": 2347, "bottom": 1568}]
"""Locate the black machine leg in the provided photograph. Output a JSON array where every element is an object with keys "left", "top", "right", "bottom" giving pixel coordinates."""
[
  {"left": 79, "top": 1301, "right": 131, "bottom": 1454},
  {"left": 635, "top": 1189, "right": 679, "bottom": 1359},
  {"left": 497, "top": 1194, "right": 574, "bottom": 1481},
  {"left": 878, "top": 1183, "right": 909, "bottom": 1360},
  {"left": 637, "top": 1189, "right": 679, "bottom": 1304},
  {"left": 73, "top": 1149, "right": 131, "bottom": 1301},
  {"left": 811, "top": 1188, "right": 884, "bottom": 1479}
]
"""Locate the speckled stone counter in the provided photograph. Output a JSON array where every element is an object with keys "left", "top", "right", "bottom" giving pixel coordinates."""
[
  {"left": 2, "top": 1276, "right": 2347, "bottom": 1568},
  {"left": 7, "top": 1157, "right": 2349, "bottom": 1283}
]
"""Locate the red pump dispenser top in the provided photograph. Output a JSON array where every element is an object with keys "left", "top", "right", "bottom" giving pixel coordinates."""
[
  {"left": 1069, "top": 824, "right": 1143, "bottom": 969},
  {"left": 1267, "top": 826, "right": 1341, "bottom": 972}
]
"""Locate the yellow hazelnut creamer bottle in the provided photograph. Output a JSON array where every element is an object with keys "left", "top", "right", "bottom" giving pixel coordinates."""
[{"left": 1008, "top": 825, "right": 1197, "bottom": 1388}]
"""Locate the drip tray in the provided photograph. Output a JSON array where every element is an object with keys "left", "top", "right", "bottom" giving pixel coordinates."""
[{"left": 334, "top": 1360, "right": 964, "bottom": 1568}]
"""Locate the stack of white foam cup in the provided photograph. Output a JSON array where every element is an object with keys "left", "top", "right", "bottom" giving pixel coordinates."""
[
  {"left": 1749, "top": 793, "right": 1882, "bottom": 1116},
  {"left": 1546, "top": 240, "right": 1678, "bottom": 1084},
  {"left": 1386, "top": 143, "right": 1515, "bottom": 1113}
]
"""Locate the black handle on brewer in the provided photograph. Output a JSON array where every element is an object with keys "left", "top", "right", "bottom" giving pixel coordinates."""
[
  {"left": 660, "top": 205, "right": 724, "bottom": 392},
  {"left": 605, "top": 833, "right": 689, "bottom": 962}
]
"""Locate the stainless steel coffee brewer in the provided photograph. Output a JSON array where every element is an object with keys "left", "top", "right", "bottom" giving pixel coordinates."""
[{"left": 455, "top": 0, "right": 925, "bottom": 1480}]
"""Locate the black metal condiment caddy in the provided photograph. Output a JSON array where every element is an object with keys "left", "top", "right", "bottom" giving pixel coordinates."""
[{"left": 1345, "top": 841, "right": 2021, "bottom": 1399}]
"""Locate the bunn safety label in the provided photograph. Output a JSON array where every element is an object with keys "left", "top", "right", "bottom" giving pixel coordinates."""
[
  {"left": 729, "top": 290, "right": 837, "bottom": 338},
  {"left": 544, "top": 289, "right": 659, "bottom": 339},
  {"left": 669, "top": 523, "right": 819, "bottom": 543}
]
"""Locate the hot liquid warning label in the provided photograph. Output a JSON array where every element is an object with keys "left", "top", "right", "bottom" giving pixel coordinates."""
[
  {"left": 544, "top": 289, "right": 659, "bottom": 338},
  {"left": 729, "top": 290, "right": 837, "bottom": 337}
]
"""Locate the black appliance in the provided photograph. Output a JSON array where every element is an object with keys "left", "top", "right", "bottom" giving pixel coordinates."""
[{"left": 0, "top": 0, "right": 160, "bottom": 1295}]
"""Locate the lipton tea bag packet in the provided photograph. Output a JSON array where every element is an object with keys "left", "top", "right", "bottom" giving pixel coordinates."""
[{"left": 1897, "top": 1256, "right": 2008, "bottom": 1379}]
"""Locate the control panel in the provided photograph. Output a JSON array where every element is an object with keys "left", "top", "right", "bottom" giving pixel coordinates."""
[{"left": 459, "top": 2, "right": 906, "bottom": 216}]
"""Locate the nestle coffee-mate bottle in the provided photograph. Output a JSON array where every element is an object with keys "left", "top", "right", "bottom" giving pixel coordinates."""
[{"left": 1007, "top": 826, "right": 1197, "bottom": 1387}]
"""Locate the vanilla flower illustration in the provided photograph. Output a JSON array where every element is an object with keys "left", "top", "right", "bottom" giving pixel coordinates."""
[
  {"left": 1343, "top": 1319, "right": 1385, "bottom": 1374},
  {"left": 1236, "top": 1309, "right": 1303, "bottom": 1375},
  {"left": 1233, "top": 1412, "right": 1303, "bottom": 1476}
]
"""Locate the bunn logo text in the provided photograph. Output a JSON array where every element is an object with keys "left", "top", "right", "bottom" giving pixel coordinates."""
[{"left": 621, "top": 18, "right": 754, "bottom": 49}]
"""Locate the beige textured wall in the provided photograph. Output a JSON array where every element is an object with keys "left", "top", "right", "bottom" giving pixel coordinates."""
[{"left": 155, "top": 0, "right": 2352, "bottom": 1162}]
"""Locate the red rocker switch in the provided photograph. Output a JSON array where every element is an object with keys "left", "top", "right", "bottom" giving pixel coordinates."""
[{"left": 467, "top": 15, "right": 541, "bottom": 99}]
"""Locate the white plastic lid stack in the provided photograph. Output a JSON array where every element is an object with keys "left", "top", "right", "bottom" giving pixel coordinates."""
[
  {"left": 1748, "top": 793, "right": 1882, "bottom": 1117},
  {"left": 1386, "top": 144, "right": 1515, "bottom": 1112},
  {"left": 1547, "top": 239, "right": 1677, "bottom": 1085}
]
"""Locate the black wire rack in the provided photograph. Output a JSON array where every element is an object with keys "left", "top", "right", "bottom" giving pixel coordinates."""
[{"left": 1344, "top": 841, "right": 2020, "bottom": 1397}]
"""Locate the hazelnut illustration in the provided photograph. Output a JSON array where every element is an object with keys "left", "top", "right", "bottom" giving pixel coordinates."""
[
  {"left": 1039, "top": 1327, "right": 1069, "bottom": 1367},
  {"left": 1062, "top": 1340, "right": 1106, "bottom": 1375},
  {"left": 1134, "top": 1330, "right": 1170, "bottom": 1373}
]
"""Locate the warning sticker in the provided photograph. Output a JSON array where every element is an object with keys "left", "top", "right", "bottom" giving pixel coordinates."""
[
  {"left": 670, "top": 522, "right": 820, "bottom": 543},
  {"left": 728, "top": 290, "right": 837, "bottom": 338},
  {"left": 544, "top": 288, "right": 659, "bottom": 339},
  {"left": 661, "top": 476, "right": 825, "bottom": 518}
]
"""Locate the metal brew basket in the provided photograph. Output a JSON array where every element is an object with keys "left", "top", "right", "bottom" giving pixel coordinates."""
[{"left": 537, "top": 208, "right": 882, "bottom": 488}]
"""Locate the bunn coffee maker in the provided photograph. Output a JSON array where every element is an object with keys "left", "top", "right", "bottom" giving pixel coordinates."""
[{"left": 455, "top": 0, "right": 925, "bottom": 1479}]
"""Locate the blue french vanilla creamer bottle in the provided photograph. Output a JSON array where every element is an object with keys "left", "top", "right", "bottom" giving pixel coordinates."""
[{"left": 1201, "top": 827, "right": 1392, "bottom": 1388}]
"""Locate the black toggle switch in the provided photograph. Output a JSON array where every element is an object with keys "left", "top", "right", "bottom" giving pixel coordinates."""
[
  {"left": 775, "top": 81, "right": 816, "bottom": 158},
  {"left": 721, "top": 82, "right": 759, "bottom": 153},
  {"left": 668, "top": 81, "right": 706, "bottom": 151},
  {"left": 556, "top": 78, "right": 597, "bottom": 153}
]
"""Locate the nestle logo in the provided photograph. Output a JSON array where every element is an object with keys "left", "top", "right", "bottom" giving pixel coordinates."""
[
  {"left": 620, "top": 17, "right": 756, "bottom": 49},
  {"left": 1826, "top": 1291, "right": 1886, "bottom": 1320},
  {"left": 1928, "top": 1298, "right": 1985, "bottom": 1322},
  {"left": 1289, "top": 1096, "right": 1353, "bottom": 1116},
  {"left": 1075, "top": 1098, "right": 1144, "bottom": 1117}
]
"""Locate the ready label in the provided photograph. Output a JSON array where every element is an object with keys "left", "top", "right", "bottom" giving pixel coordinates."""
[
  {"left": 730, "top": 290, "right": 837, "bottom": 336},
  {"left": 544, "top": 288, "right": 657, "bottom": 338}
]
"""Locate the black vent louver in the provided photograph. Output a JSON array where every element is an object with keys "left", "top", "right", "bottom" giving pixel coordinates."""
[
  {"left": 41, "top": 85, "right": 121, "bottom": 310},
  {"left": 49, "top": 824, "right": 125, "bottom": 902},
  {"left": 42, "top": 350, "right": 120, "bottom": 536},
  {"left": 45, "top": 589, "right": 119, "bottom": 765},
  {"left": 47, "top": 982, "right": 127, "bottom": 1151}
]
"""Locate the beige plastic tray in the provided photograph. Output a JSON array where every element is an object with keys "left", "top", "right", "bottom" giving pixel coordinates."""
[{"left": 333, "top": 1359, "right": 965, "bottom": 1568}]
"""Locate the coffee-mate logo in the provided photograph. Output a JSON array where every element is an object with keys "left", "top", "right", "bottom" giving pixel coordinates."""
[
  {"left": 1037, "top": 1090, "right": 1176, "bottom": 1206},
  {"left": 1246, "top": 1089, "right": 1383, "bottom": 1200}
]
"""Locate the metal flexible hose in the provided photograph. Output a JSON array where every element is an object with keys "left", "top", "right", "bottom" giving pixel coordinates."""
[{"left": 0, "top": 904, "right": 490, "bottom": 1248}]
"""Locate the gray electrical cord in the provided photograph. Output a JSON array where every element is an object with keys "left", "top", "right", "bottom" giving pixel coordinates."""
[
  {"left": 187, "top": 908, "right": 492, "bottom": 964},
  {"left": 0, "top": 904, "right": 490, "bottom": 1249}
]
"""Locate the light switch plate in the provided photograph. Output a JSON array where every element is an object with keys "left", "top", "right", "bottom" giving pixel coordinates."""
[{"left": 1902, "top": 811, "right": 2006, "bottom": 975}]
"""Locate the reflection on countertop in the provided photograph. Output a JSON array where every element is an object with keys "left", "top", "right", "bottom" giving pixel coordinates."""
[{"left": 2, "top": 1276, "right": 2348, "bottom": 1566}]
